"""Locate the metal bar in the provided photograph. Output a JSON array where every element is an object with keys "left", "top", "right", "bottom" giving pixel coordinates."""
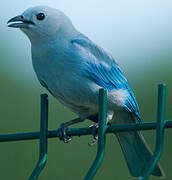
[
  {"left": 0, "top": 120, "right": 172, "bottom": 142},
  {"left": 84, "top": 89, "right": 108, "bottom": 180},
  {"left": 139, "top": 84, "right": 166, "bottom": 180},
  {"left": 29, "top": 94, "right": 48, "bottom": 180}
]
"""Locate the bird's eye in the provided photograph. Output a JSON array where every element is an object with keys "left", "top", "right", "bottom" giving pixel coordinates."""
[{"left": 36, "top": 13, "right": 45, "bottom": 21}]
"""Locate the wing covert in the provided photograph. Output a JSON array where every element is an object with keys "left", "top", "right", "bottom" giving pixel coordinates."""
[{"left": 71, "top": 37, "right": 140, "bottom": 119}]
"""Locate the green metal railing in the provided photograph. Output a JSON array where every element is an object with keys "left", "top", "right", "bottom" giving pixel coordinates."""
[{"left": 0, "top": 84, "right": 172, "bottom": 180}]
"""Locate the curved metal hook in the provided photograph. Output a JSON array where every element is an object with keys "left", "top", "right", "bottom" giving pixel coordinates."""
[
  {"left": 84, "top": 89, "right": 108, "bottom": 180},
  {"left": 29, "top": 94, "right": 48, "bottom": 180},
  {"left": 139, "top": 84, "right": 166, "bottom": 180}
]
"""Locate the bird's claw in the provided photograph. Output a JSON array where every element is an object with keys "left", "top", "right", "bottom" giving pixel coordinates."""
[
  {"left": 58, "top": 123, "right": 72, "bottom": 143},
  {"left": 88, "top": 124, "right": 98, "bottom": 147}
]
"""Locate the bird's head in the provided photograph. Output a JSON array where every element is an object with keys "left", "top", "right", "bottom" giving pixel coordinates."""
[{"left": 7, "top": 6, "right": 75, "bottom": 43}]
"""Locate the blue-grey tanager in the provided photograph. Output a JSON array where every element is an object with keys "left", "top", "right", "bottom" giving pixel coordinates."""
[{"left": 8, "top": 6, "right": 165, "bottom": 178}]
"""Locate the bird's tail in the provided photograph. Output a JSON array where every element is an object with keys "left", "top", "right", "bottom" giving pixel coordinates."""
[{"left": 113, "top": 112, "right": 165, "bottom": 178}]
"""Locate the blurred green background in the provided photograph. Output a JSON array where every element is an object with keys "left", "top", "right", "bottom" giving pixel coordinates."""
[{"left": 0, "top": 0, "right": 172, "bottom": 179}]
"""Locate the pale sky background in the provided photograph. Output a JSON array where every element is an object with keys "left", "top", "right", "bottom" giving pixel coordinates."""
[{"left": 1, "top": 0, "right": 172, "bottom": 83}]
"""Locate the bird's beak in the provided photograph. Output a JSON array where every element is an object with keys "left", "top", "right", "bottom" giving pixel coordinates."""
[{"left": 7, "top": 15, "right": 35, "bottom": 28}]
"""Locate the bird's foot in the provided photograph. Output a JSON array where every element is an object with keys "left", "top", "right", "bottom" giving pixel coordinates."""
[
  {"left": 88, "top": 124, "right": 98, "bottom": 147},
  {"left": 58, "top": 123, "right": 72, "bottom": 143}
]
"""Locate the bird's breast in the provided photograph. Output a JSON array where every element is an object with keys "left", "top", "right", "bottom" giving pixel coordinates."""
[{"left": 32, "top": 51, "right": 98, "bottom": 116}]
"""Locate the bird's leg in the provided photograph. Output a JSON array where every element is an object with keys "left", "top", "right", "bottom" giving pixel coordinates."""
[
  {"left": 58, "top": 118, "right": 85, "bottom": 143},
  {"left": 88, "top": 123, "right": 99, "bottom": 147},
  {"left": 88, "top": 122, "right": 110, "bottom": 146}
]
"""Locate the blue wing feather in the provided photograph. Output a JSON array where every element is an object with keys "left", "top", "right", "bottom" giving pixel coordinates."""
[{"left": 71, "top": 37, "right": 141, "bottom": 120}]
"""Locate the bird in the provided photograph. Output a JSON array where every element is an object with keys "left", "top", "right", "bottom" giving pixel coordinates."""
[{"left": 7, "top": 6, "right": 165, "bottom": 178}]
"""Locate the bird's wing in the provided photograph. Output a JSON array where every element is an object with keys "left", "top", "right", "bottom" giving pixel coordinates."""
[{"left": 71, "top": 37, "right": 141, "bottom": 120}]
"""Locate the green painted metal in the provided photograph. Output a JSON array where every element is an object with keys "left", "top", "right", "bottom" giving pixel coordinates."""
[
  {"left": 139, "top": 84, "right": 166, "bottom": 180},
  {"left": 1, "top": 121, "right": 172, "bottom": 142},
  {"left": 0, "top": 84, "right": 171, "bottom": 180},
  {"left": 84, "top": 89, "right": 108, "bottom": 180},
  {"left": 29, "top": 94, "right": 48, "bottom": 180}
]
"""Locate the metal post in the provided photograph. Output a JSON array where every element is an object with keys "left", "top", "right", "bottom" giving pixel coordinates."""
[
  {"left": 139, "top": 84, "right": 166, "bottom": 180},
  {"left": 29, "top": 94, "right": 48, "bottom": 180},
  {"left": 84, "top": 89, "right": 107, "bottom": 180}
]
